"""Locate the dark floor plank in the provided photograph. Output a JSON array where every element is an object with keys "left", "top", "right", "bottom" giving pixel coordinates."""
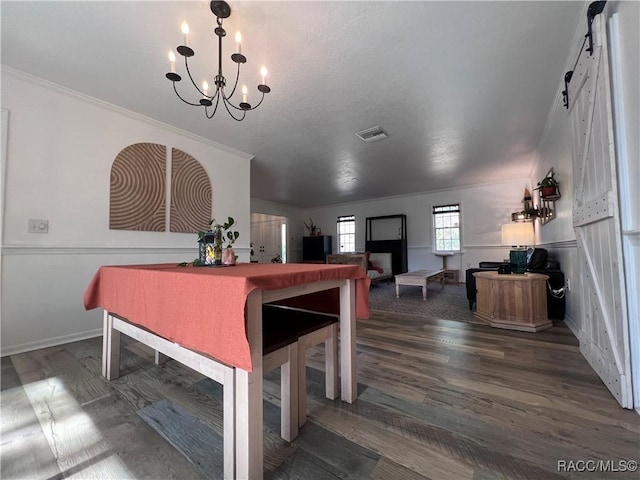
[
  {"left": 370, "top": 456, "right": 432, "bottom": 480},
  {"left": 266, "top": 446, "right": 343, "bottom": 480},
  {"left": 311, "top": 402, "right": 475, "bottom": 480},
  {"left": 294, "top": 421, "right": 379, "bottom": 479},
  {"left": 139, "top": 399, "right": 222, "bottom": 479},
  {"left": 1, "top": 356, "right": 22, "bottom": 391}
]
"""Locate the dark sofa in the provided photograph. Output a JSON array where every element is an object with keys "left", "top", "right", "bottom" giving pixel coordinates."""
[{"left": 465, "top": 248, "right": 566, "bottom": 320}]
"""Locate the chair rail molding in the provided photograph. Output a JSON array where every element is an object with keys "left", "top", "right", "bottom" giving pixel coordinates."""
[{"left": 535, "top": 239, "right": 579, "bottom": 249}]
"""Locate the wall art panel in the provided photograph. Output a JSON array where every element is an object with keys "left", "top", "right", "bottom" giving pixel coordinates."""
[
  {"left": 170, "top": 148, "right": 212, "bottom": 233},
  {"left": 109, "top": 143, "right": 166, "bottom": 231}
]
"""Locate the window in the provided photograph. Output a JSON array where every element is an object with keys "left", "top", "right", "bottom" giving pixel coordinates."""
[
  {"left": 433, "top": 204, "right": 461, "bottom": 252},
  {"left": 337, "top": 215, "right": 356, "bottom": 253}
]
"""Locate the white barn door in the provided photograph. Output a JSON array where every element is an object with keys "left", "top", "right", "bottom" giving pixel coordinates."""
[{"left": 567, "top": 13, "right": 632, "bottom": 408}]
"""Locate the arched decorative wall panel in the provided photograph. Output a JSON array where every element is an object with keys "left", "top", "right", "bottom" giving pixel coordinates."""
[
  {"left": 170, "top": 148, "right": 212, "bottom": 233},
  {"left": 109, "top": 143, "right": 166, "bottom": 231}
]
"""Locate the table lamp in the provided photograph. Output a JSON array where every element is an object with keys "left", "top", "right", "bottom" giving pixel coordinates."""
[{"left": 501, "top": 222, "right": 534, "bottom": 274}]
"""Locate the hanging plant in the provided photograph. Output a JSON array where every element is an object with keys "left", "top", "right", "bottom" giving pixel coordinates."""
[{"left": 535, "top": 172, "right": 560, "bottom": 198}]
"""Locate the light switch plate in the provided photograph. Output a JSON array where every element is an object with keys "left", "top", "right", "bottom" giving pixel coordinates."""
[{"left": 28, "top": 219, "right": 49, "bottom": 233}]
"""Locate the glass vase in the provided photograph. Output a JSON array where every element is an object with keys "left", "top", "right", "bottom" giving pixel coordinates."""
[{"left": 213, "top": 226, "right": 224, "bottom": 265}]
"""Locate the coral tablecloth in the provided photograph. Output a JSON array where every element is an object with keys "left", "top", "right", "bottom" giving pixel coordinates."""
[{"left": 84, "top": 262, "right": 369, "bottom": 371}]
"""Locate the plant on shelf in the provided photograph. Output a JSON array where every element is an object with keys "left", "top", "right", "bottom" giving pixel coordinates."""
[
  {"left": 304, "top": 217, "right": 318, "bottom": 236},
  {"left": 535, "top": 172, "right": 560, "bottom": 198}
]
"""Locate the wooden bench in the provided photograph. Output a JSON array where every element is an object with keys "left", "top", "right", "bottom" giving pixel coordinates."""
[
  {"left": 151, "top": 305, "right": 339, "bottom": 444},
  {"left": 263, "top": 305, "right": 338, "bottom": 428}
]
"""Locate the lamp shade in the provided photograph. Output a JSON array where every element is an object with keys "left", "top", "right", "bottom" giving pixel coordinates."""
[{"left": 502, "top": 222, "right": 534, "bottom": 247}]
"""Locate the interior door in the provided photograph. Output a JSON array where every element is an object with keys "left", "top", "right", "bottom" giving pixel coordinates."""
[
  {"left": 262, "top": 220, "right": 282, "bottom": 263},
  {"left": 567, "top": 12, "right": 632, "bottom": 407},
  {"left": 250, "top": 219, "right": 283, "bottom": 263}
]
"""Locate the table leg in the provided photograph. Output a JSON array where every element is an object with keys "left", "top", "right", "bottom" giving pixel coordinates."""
[
  {"left": 422, "top": 283, "right": 427, "bottom": 301},
  {"left": 236, "top": 290, "right": 264, "bottom": 480},
  {"left": 325, "top": 323, "right": 339, "bottom": 400},
  {"left": 223, "top": 367, "right": 235, "bottom": 480},
  {"left": 281, "top": 342, "right": 299, "bottom": 442},
  {"left": 154, "top": 351, "right": 169, "bottom": 365},
  {"left": 339, "top": 279, "right": 357, "bottom": 403},
  {"left": 102, "top": 311, "right": 121, "bottom": 380},
  {"left": 395, "top": 283, "right": 400, "bottom": 298}
]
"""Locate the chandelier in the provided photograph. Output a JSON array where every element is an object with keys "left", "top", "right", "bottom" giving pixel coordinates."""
[{"left": 165, "top": 1, "right": 271, "bottom": 121}]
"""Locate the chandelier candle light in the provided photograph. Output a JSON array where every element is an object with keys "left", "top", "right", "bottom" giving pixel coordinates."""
[{"left": 165, "top": 1, "right": 271, "bottom": 121}]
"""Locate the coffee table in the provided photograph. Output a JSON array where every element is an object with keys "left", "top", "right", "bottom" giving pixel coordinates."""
[{"left": 395, "top": 269, "right": 446, "bottom": 300}]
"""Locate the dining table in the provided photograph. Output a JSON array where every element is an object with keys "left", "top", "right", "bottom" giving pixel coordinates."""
[{"left": 83, "top": 262, "right": 370, "bottom": 479}]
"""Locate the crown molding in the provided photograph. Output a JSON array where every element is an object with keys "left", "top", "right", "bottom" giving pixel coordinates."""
[{"left": 1, "top": 66, "right": 253, "bottom": 161}]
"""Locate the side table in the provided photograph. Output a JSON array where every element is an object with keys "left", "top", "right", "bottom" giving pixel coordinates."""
[{"left": 473, "top": 271, "right": 552, "bottom": 332}]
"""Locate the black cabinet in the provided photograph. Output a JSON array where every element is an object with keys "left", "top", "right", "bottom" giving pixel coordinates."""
[
  {"left": 303, "top": 235, "right": 332, "bottom": 263},
  {"left": 365, "top": 215, "right": 408, "bottom": 275}
]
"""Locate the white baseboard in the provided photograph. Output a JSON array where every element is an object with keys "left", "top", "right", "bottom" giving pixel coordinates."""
[{"left": 1, "top": 328, "right": 103, "bottom": 357}]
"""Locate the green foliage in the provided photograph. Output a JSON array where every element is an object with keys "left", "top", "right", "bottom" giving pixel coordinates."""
[
  {"left": 210, "top": 217, "right": 240, "bottom": 247},
  {"left": 271, "top": 253, "right": 282, "bottom": 263},
  {"left": 179, "top": 216, "right": 240, "bottom": 266},
  {"left": 535, "top": 172, "right": 558, "bottom": 189},
  {"left": 178, "top": 258, "right": 201, "bottom": 267}
]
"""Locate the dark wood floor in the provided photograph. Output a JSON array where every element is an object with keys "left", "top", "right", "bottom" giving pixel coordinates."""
[{"left": 2, "top": 311, "right": 638, "bottom": 479}]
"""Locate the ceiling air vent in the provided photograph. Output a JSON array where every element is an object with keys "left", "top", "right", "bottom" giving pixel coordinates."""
[{"left": 356, "top": 126, "right": 388, "bottom": 143}]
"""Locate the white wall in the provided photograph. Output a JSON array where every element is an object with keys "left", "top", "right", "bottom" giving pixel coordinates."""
[
  {"left": 301, "top": 179, "right": 531, "bottom": 276},
  {"left": 1, "top": 69, "right": 252, "bottom": 355}
]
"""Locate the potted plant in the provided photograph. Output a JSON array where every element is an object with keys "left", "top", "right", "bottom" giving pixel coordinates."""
[
  {"left": 303, "top": 218, "right": 318, "bottom": 236},
  {"left": 198, "top": 217, "right": 239, "bottom": 265},
  {"left": 535, "top": 172, "right": 560, "bottom": 198},
  {"left": 215, "top": 217, "right": 240, "bottom": 265},
  {"left": 270, "top": 253, "right": 282, "bottom": 263},
  {"left": 179, "top": 217, "right": 240, "bottom": 267}
]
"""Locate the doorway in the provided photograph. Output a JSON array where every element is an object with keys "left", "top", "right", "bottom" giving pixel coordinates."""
[{"left": 250, "top": 213, "right": 287, "bottom": 263}]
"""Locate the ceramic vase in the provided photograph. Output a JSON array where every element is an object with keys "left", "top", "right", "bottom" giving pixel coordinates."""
[{"left": 222, "top": 247, "right": 236, "bottom": 265}]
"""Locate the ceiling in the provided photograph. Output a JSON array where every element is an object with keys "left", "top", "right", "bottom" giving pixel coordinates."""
[{"left": 1, "top": 1, "right": 584, "bottom": 208}]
